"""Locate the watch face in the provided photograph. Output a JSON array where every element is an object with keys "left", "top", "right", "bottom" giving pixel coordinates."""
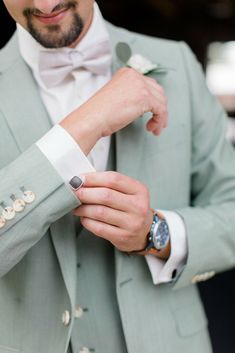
[{"left": 153, "top": 220, "right": 169, "bottom": 250}]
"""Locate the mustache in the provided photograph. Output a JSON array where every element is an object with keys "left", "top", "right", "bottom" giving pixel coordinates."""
[{"left": 23, "top": 1, "right": 77, "bottom": 17}]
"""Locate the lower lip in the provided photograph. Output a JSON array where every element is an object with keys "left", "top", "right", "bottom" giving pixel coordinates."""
[{"left": 34, "top": 9, "right": 68, "bottom": 25}]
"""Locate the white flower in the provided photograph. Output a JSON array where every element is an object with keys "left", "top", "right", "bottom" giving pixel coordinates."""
[{"left": 127, "top": 54, "right": 158, "bottom": 74}]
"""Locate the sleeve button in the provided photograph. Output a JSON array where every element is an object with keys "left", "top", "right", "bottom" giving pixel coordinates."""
[
  {"left": 22, "top": 190, "right": 36, "bottom": 204},
  {"left": 13, "top": 199, "right": 26, "bottom": 212},
  {"left": 2, "top": 207, "right": 15, "bottom": 220},
  {"left": 0, "top": 215, "right": 6, "bottom": 229}
]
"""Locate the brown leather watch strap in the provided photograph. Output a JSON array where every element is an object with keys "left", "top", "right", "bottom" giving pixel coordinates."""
[{"left": 133, "top": 248, "right": 159, "bottom": 256}]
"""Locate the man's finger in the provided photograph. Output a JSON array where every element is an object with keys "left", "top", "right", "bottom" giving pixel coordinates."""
[
  {"left": 80, "top": 216, "right": 124, "bottom": 244},
  {"left": 76, "top": 186, "right": 137, "bottom": 212},
  {"left": 78, "top": 171, "right": 142, "bottom": 194},
  {"left": 145, "top": 77, "right": 167, "bottom": 105},
  {"left": 75, "top": 204, "right": 133, "bottom": 229}
]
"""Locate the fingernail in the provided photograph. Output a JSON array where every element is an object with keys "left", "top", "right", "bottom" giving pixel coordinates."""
[{"left": 69, "top": 175, "right": 85, "bottom": 191}]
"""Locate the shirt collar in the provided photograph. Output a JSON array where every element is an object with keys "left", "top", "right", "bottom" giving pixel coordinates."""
[{"left": 17, "top": 2, "right": 111, "bottom": 73}]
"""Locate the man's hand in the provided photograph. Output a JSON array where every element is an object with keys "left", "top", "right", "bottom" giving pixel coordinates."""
[
  {"left": 73, "top": 171, "right": 153, "bottom": 252},
  {"left": 60, "top": 68, "right": 168, "bottom": 155}
]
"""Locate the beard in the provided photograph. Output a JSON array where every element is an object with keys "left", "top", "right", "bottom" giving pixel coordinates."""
[{"left": 23, "top": 1, "right": 84, "bottom": 48}]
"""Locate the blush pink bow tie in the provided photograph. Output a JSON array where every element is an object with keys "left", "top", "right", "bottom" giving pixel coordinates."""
[{"left": 39, "top": 39, "right": 112, "bottom": 88}]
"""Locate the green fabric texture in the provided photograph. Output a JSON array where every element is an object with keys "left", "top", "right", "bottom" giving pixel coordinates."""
[
  {"left": 0, "top": 21, "right": 234, "bottom": 353},
  {"left": 70, "top": 137, "right": 128, "bottom": 353}
]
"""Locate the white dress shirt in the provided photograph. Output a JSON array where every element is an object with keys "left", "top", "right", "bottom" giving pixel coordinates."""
[{"left": 17, "top": 2, "right": 187, "bottom": 284}]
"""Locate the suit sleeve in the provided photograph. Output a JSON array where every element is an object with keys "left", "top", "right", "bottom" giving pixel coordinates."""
[
  {"left": 173, "top": 42, "right": 235, "bottom": 290},
  {"left": 0, "top": 144, "right": 80, "bottom": 277}
]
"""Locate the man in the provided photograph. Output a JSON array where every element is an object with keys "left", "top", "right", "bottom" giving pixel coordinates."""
[{"left": 0, "top": 1, "right": 235, "bottom": 353}]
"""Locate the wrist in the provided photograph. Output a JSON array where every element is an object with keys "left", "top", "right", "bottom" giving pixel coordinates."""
[
  {"left": 154, "top": 240, "right": 171, "bottom": 260},
  {"left": 129, "top": 210, "right": 171, "bottom": 260},
  {"left": 60, "top": 107, "right": 102, "bottom": 155}
]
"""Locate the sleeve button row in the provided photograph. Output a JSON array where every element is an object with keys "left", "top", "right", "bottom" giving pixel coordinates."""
[{"left": 0, "top": 188, "right": 36, "bottom": 229}]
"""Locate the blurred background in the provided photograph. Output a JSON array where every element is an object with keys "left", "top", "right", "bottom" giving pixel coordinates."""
[{"left": 1, "top": 1, "right": 235, "bottom": 352}]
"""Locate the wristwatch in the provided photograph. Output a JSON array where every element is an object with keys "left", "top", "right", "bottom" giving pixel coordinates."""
[{"left": 132, "top": 211, "right": 170, "bottom": 256}]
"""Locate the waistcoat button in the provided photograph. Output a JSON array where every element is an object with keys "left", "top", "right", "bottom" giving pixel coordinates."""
[
  {"left": 79, "top": 347, "right": 90, "bottom": 353},
  {"left": 75, "top": 306, "right": 84, "bottom": 318}
]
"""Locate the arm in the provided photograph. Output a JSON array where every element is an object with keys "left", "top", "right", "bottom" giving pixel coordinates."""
[
  {"left": 0, "top": 68, "right": 167, "bottom": 277},
  {"left": 0, "top": 144, "right": 80, "bottom": 277},
  {"left": 73, "top": 171, "right": 186, "bottom": 285},
  {"left": 73, "top": 50, "right": 235, "bottom": 288},
  {"left": 173, "top": 43, "right": 235, "bottom": 289}
]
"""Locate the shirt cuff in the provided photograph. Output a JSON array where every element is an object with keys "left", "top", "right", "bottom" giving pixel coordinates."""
[
  {"left": 36, "top": 124, "right": 95, "bottom": 184},
  {"left": 145, "top": 210, "right": 188, "bottom": 285}
]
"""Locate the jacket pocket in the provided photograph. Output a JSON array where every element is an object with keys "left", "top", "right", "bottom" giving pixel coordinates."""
[
  {"left": 173, "top": 303, "right": 208, "bottom": 337},
  {"left": 0, "top": 345, "right": 19, "bottom": 353}
]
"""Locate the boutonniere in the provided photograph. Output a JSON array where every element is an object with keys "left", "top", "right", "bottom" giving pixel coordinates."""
[{"left": 115, "top": 42, "right": 169, "bottom": 75}]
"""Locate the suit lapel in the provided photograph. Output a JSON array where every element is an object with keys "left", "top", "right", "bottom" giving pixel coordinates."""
[
  {"left": 106, "top": 21, "right": 136, "bottom": 73},
  {"left": 0, "top": 36, "right": 52, "bottom": 150},
  {"left": 105, "top": 24, "right": 148, "bottom": 285},
  {"left": 106, "top": 23, "right": 178, "bottom": 285},
  {"left": 0, "top": 33, "right": 77, "bottom": 307},
  {"left": 106, "top": 22, "right": 146, "bottom": 178},
  {"left": 50, "top": 217, "right": 77, "bottom": 308}
]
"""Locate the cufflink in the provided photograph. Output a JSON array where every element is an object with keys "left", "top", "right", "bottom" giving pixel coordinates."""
[
  {"left": 10, "top": 194, "right": 26, "bottom": 213},
  {"left": 20, "top": 187, "right": 36, "bottom": 204},
  {"left": 171, "top": 269, "right": 177, "bottom": 280},
  {"left": 69, "top": 176, "right": 84, "bottom": 191},
  {"left": 0, "top": 215, "right": 6, "bottom": 229},
  {"left": 1, "top": 202, "right": 15, "bottom": 221}
]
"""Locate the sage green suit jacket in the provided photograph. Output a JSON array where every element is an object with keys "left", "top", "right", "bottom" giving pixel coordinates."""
[{"left": 0, "top": 22, "right": 235, "bottom": 353}]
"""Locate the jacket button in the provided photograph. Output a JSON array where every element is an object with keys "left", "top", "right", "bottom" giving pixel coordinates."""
[{"left": 62, "top": 310, "right": 70, "bottom": 326}]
